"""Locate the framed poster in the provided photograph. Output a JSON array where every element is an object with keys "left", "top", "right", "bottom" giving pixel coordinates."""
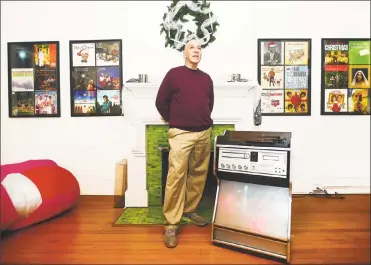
[
  {"left": 7, "top": 41, "right": 61, "bottom": 118},
  {"left": 321, "top": 38, "right": 370, "bottom": 115},
  {"left": 257, "top": 39, "right": 312, "bottom": 116},
  {"left": 69, "top": 39, "right": 123, "bottom": 117}
]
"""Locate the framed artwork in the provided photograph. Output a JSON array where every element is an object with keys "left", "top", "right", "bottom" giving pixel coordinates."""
[
  {"left": 7, "top": 41, "right": 61, "bottom": 118},
  {"left": 257, "top": 39, "right": 312, "bottom": 116},
  {"left": 321, "top": 38, "right": 370, "bottom": 115},
  {"left": 69, "top": 39, "right": 123, "bottom": 117}
]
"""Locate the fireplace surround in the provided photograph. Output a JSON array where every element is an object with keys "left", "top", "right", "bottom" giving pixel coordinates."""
[{"left": 123, "top": 82, "right": 260, "bottom": 207}]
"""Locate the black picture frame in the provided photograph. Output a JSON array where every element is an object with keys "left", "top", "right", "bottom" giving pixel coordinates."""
[
  {"left": 320, "top": 38, "right": 371, "bottom": 115},
  {"left": 69, "top": 39, "right": 123, "bottom": 117},
  {"left": 7, "top": 41, "right": 61, "bottom": 118},
  {"left": 257, "top": 38, "right": 312, "bottom": 116}
]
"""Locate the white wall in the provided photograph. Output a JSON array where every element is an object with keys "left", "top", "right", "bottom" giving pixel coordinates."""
[{"left": 1, "top": 1, "right": 370, "bottom": 195}]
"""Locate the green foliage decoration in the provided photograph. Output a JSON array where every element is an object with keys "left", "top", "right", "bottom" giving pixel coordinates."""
[{"left": 160, "top": 0, "right": 220, "bottom": 52}]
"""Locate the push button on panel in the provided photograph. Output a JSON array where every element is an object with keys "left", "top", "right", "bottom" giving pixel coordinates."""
[{"left": 250, "top": 151, "right": 258, "bottom": 162}]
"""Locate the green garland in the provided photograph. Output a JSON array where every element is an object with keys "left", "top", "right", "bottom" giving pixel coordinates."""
[{"left": 160, "top": 0, "right": 220, "bottom": 52}]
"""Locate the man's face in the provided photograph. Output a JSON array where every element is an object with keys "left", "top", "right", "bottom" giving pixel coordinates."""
[
  {"left": 269, "top": 47, "right": 276, "bottom": 53},
  {"left": 82, "top": 52, "right": 89, "bottom": 60},
  {"left": 184, "top": 40, "right": 202, "bottom": 64}
]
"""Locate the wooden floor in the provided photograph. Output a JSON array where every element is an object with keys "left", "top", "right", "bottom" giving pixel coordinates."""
[{"left": 0, "top": 195, "right": 370, "bottom": 264}]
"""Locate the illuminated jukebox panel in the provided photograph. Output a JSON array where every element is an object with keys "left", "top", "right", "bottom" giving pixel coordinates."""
[{"left": 212, "top": 130, "right": 292, "bottom": 263}]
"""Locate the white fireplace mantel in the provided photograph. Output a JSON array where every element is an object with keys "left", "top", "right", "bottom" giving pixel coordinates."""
[
  {"left": 123, "top": 82, "right": 260, "bottom": 207},
  {"left": 123, "top": 82, "right": 258, "bottom": 99}
]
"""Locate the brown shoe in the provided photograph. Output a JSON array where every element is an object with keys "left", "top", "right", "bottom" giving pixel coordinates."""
[
  {"left": 164, "top": 228, "right": 178, "bottom": 248},
  {"left": 183, "top": 212, "right": 208, "bottom": 226}
]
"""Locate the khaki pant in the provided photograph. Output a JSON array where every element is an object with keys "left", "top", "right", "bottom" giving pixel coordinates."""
[{"left": 163, "top": 127, "right": 212, "bottom": 230}]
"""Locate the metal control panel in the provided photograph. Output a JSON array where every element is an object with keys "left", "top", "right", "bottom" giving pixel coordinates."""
[{"left": 217, "top": 147, "right": 288, "bottom": 178}]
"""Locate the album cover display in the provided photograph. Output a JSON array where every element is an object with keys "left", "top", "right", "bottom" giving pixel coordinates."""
[
  {"left": 7, "top": 41, "right": 60, "bottom": 117},
  {"left": 321, "top": 38, "right": 370, "bottom": 115},
  {"left": 258, "top": 39, "right": 312, "bottom": 116},
  {"left": 69, "top": 39, "right": 123, "bottom": 117}
]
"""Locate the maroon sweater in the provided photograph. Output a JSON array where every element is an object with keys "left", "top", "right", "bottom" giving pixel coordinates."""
[{"left": 155, "top": 66, "right": 214, "bottom": 132}]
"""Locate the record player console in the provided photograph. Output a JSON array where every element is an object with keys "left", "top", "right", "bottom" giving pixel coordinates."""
[{"left": 211, "top": 130, "right": 292, "bottom": 263}]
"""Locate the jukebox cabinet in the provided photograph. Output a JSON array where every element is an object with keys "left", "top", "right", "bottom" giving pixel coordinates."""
[{"left": 211, "top": 130, "right": 292, "bottom": 263}]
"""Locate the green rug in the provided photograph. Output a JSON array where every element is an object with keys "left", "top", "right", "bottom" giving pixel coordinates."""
[{"left": 114, "top": 196, "right": 215, "bottom": 225}]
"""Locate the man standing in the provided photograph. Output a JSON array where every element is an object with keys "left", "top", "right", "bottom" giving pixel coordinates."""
[
  {"left": 268, "top": 68, "right": 276, "bottom": 87},
  {"left": 100, "top": 95, "right": 112, "bottom": 113},
  {"left": 155, "top": 39, "right": 214, "bottom": 248}
]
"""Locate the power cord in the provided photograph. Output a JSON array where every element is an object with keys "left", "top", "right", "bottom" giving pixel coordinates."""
[{"left": 294, "top": 187, "right": 345, "bottom": 199}]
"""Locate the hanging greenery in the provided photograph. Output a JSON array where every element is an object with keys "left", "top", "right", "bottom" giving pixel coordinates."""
[{"left": 160, "top": 0, "right": 220, "bottom": 52}]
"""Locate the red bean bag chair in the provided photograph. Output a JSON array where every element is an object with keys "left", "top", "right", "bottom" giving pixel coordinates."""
[{"left": 1, "top": 159, "right": 80, "bottom": 231}]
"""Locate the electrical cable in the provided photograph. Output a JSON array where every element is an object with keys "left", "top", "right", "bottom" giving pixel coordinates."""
[{"left": 293, "top": 187, "right": 345, "bottom": 199}]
